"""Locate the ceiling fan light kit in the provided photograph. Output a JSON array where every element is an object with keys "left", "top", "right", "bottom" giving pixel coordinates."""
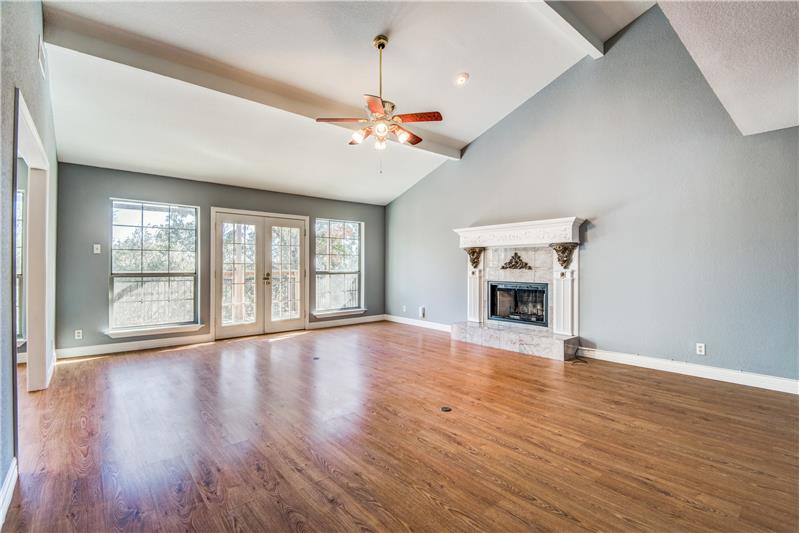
[{"left": 316, "top": 34, "right": 443, "bottom": 151}]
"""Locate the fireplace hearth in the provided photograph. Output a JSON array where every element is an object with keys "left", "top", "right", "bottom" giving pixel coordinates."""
[{"left": 488, "top": 281, "right": 548, "bottom": 327}]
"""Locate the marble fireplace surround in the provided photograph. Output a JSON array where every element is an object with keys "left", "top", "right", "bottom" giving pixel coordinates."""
[{"left": 451, "top": 217, "right": 583, "bottom": 361}]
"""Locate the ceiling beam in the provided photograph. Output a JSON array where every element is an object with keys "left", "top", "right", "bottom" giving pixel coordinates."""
[
  {"left": 43, "top": 7, "right": 462, "bottom": 160},
  {"left": 532, "top": 1, "right": 604, "bottom": 59}
]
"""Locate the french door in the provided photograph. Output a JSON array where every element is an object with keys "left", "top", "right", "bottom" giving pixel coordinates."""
[{"left": 214, "top": 212, "right": 306, "bottom": 339}]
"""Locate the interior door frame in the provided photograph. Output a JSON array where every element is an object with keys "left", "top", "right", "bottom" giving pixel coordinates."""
[
  {"left": 13, "top": 90, "right": 55, "bottom": 394},
  {"left": 210, "top": 207, "right": 310, "bottom": 338}
]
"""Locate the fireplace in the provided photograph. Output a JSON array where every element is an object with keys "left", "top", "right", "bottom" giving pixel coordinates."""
[{"left": 488, "top": 281, "right": 548, "bottom": 327}]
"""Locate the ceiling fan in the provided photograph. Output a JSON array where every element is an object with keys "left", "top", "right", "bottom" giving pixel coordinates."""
[{"left": 316, "top": 34, "right": 443, "bottom": 150}]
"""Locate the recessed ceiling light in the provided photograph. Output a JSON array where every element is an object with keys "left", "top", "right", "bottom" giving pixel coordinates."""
[{"left": 456, "top": 72, "right": 470, "bottom": 86}]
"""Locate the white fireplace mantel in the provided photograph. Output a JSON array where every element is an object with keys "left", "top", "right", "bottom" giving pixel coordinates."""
[
  {"left": 453, "top": 217, "right": 583, "bottom": 249},
  {"left": 452, "top": 217, "right": 584, "bottom": 356}
]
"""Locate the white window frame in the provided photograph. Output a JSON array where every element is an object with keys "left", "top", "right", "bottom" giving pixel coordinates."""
[
  {"left": 107, "top": 198, "right": 202, "bottom": 337},
  {"left": 312, "top": 218, "right": 366, "bottom": 318},
  {"left": 15, "top": 190, "right": 25, "bottom": 341}
]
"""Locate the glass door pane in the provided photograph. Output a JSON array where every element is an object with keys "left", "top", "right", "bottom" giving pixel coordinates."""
[
  {"left": 271, "top": 225, "right": 301, "bottom": 321},
  {"left": 215, "top": 213, "right": 265, "bottom": 339},
  {"left": 222, "top": 222, "right": 257, "bottom": 325},
  {"left": 265, "top": 218, "right": 305, "bottom": 334}
]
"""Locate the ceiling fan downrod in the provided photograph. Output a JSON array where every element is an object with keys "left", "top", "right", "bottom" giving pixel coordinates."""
[{"left": 373, "top": 35, "right": 388, "bottom": 100}]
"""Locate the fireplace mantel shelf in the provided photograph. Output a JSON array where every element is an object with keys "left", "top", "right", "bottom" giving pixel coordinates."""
[{"left": 453, "top": 217, "right": 584, "bottom": 249}]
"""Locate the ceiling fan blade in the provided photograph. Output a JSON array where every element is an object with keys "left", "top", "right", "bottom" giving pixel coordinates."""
[
  {"left": 393, "top": 111, "right": 442, "bottom": 123},
  {"left": 316, "top": 117, "right": 367, "bottom": 123},
  {"left": 363, "top": 94, "right": 385, "bottom": 116},
  {"left": 393, "top": 125, "right": 423, "bottom": 145},
  {"left": 349, "top": 128, "right": 373, "bottom": 145}
]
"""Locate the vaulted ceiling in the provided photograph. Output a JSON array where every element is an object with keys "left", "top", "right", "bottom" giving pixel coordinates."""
[
  {"left": 43, "top": 2, "right": 654, "bottom": 204},
  {"left": 660, "top": 1, "right": 798, "bottom": 136}
]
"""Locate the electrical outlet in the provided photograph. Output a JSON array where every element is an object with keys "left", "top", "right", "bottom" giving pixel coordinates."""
[
  {"left": 93, "top": 244, "right": 102, "bottom": 254},
  {"left": 74, "top": 329, "right": 83, "bottom": 340},
  {"left": 418, "top": 306, "right": 426, "bottom": 319},
  {"left": 695, "top": 343, "right": 706, "bottom": 356},
  {"left": 402, "top": 305, "right": 407, "bottom": 313}
]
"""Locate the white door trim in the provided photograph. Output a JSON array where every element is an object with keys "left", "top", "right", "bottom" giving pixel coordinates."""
[
  {"left": 212, "top": 212, "right": 267, "bottom": 339},
  {"left": 210, "top": 207, "right": 310, "bottom": 339},
  {"left": 15, "top": 91, "right": 54, "bottom": 392},
  {"left": 0, "top": 458, "right": 18, "bottom": 528}
]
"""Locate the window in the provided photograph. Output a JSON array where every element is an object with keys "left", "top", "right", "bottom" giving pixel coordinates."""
[
  {"left": 110, "top": 200, "right": 198, "bottom": 330},
  {"left": 15, "top": 190, "right": 25, "bottom": 339},
  {"left": 314, "top": 218, "right": 362, "bottom": 312}
]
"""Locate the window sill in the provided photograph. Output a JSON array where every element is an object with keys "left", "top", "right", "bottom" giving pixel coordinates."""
[
  {"left": 107, "top": 323, "right": 204, "bottom": 339},
  {"left": 311, "top": 308, "right": 367, "bottom": 319}
]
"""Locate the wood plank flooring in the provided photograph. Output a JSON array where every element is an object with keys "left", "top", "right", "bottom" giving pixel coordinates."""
[{"left": 4, "top": 322, "right": 797, "bottom": 532}]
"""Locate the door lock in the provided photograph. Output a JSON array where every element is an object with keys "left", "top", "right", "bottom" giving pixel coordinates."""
[{"left": 263, "top": 272, "right": 271, "bottom": 284}]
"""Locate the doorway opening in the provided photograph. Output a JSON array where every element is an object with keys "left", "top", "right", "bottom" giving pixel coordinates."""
[
  {"left": 7, "top": 90, "right": 56, "bottom": 524},
  {"left": 12, "top": 90, "right": 55, "bottom": 394}
]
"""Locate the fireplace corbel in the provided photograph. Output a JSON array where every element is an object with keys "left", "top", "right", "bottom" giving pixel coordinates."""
[
  {"left": 549, "top": 242, "right": 578, "bottom": 269},
  {"left": 465, "top": 247, "right": 484, "bottom": 269}
]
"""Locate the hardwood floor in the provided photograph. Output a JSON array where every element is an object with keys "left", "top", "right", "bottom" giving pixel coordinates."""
[{"left": 4, "top": 322, "right": 797, "bottom": 532}]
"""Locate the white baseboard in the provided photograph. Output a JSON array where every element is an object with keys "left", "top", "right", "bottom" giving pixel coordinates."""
[
  {"left": 56, "top": 333, "right": 215, "bottom": 359},
  {"left": 306, "top": 314, "right": 386, "bottom": 329},
  {"left": 578, "top": 347, "right": 798, "bottom": 394},
  {"left": 384, "top": 314, "right": 451, "bottom": 333},
  {"left": 15, "top": 353, "right": 26, "bottom": 364},
  {"left": 56, "top": 316, "right": 386, "bottom": 357},
  {"left": 0, "top": 458, "right": 18, "bottom": 528}
]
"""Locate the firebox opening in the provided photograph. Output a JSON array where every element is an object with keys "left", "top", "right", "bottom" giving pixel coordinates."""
[{"left": 488, "top": 282, "right": 548, "bottom": 327}]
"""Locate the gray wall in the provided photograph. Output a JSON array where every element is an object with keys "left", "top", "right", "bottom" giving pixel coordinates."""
[
  {"left": 385, "top": 6, "right": 798, "bottom": 380},
  {"left": 56, "top": 163, "right": 385, "bottom": 349},
  {"left": 1, "top": 1, "right": 59, "bottom": 486}
]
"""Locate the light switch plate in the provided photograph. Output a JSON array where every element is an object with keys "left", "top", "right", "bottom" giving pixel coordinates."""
[{"left": 93, "top": 244, "right": 101, "bottom": 254}]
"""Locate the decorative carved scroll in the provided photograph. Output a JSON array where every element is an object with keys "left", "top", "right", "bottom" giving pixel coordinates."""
[
  {"left": 465, "top": 247, "right": 484, "bottom": 269},
  {"left": 549, "top": 242, "right": 578, "bottom": 269},
  {"left": 500, "top": 252, "right": 532, "bottom": 270}
]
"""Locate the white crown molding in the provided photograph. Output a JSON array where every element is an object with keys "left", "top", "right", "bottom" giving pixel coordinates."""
[
  {"left": 384, "top": 315, "right": 452, "bottom": 333},
  {"left": 0, "top": 459, "right": 18, "bottom": 529},
  {"left": 453, "top": 217, "right": 583, "bottom": 248},
  {"left": 578, "top": 347, "right": 798, "bottom": 394}
]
